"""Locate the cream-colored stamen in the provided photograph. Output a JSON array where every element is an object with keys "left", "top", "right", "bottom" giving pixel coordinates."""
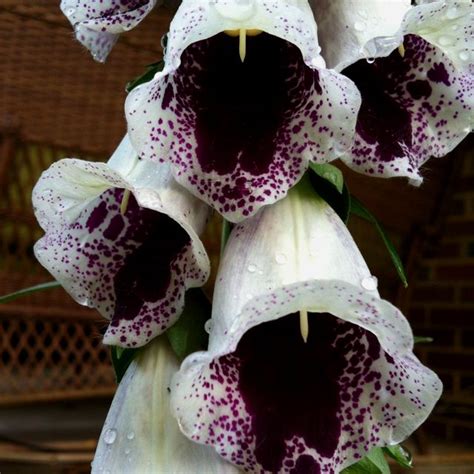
[
  {"left": 398, "top": 43, "right": 406, "bottom": 57},
  {"left": 299, "top": 310, "right": 309, "bottom": 343},
  {"left": 239, "top": 28, "right": 246, "bottom": 62},
  {"left": 120, "top": 189, "right": 131, "bottom": 215}
]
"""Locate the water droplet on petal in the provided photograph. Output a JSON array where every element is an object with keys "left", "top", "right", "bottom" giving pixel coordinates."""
[
  {"left": 354, "top": 21, "right": 365, "bottom": 32},
  {"left": 247, "top": 264, "right": 257, "bottom": 273},
  {"left": 204, "top": 319, "right": 213, "bottom": 334},
  {"left": 459, "top": 51, "right": 469, "bottom": 61},
  {"left": 125, "top": 448, "right": 131, "bottom": 455},
  {"left": 366, "top": 57, "right": 375, "bottom": 64},
  {"left": 361, "top": 276, "right": 378, "bottom": 291},
  {"left": 103, "top": 428, "right": 117, "bottom": 445},
  {"left": 126, "top": 431, "right": 135, "bottom": 441},
  {"left": 275, "top": 253, "right": 287, "bottom": 265}
]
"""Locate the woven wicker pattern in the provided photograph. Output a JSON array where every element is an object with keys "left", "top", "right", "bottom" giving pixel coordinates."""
[
  {"left": 0, "top": 131, "right": 117, "bottom": 404},
  {"left": 0, "top": 1, "right": 172, "bottom": 156}
]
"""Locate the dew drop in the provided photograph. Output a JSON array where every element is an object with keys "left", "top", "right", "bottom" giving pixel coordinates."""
[
  {"left": 204, "top": 319, "right": 213, "bottom": 334},
  {"left": 354, "top": 21, "right": 365, "bottom": 32},
  {"left": 247, "top": 263, "right": 257, "bottom": 273},
  {"left": 103, "top": 428, "right": 117, "bottom": 445},
  {"left": 366, "top": 57, "right": 375, "bottom": 64},
  {"left": 459, "top": 51, "right": 469, "bottom": 61},
  {"left": 125, "top": 448, "right": 131, "bottom": 455},
  {"left": 361, "top": 276, "right": 378, "bottom": 291},
  {"left": 126, "top": 431, "right": 135, "bottom": 441},
  {"left": 275, "top": 253, "right": 288, "bottom": 265}
]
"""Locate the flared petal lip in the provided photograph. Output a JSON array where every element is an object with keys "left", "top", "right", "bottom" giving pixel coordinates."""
[
  {"left": 362, "top": 1, "right": 473, "bottom": 71},
  {"left": 177, "top": 279, "right": 414, "bottom": 374}
]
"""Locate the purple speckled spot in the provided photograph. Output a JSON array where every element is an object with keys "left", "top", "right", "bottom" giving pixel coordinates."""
[
  {"left": 87, "top": 200, "right": 108, "bottom": 232},
  {"left": 427, "top": 62, "right": 451, "bottom": 87}
]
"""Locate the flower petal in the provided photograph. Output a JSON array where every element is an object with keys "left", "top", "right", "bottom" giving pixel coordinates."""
[
  {"left": 33, "top": 139, "right": 210, "bottom": 347},
  {"left": 127, "top": 1, "right": 361, "bottom": 222},
  {"left": 93, "top": 337, "right": 240, "bottom": 473},
  {"left": 60, "top": 0, "right": 159, "bottom": 61},
  {"left": 310, "top": 0, "right": 411, "bottom": 71},
  {"left": 341, "top": 33, "right": 473, "bottom": 181},
  {"left": 171, "top": 181, "right": 441, "bottom": 472},
  {"left": 365, "top": 1, "right": 474, "bottom": 72}
]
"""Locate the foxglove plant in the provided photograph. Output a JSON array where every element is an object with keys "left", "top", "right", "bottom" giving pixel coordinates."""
[
  {"left": 93, "top": 336, "right": 240, "bottom": 473},
  {"left": 171, "top": 178, "right": 442, "bottom": 473},
  {"left": 125, "top": 0, "right": 361, "bottom": 222},
  {"left": 33, "top": 136, "right": 210, "bottom": 347}
]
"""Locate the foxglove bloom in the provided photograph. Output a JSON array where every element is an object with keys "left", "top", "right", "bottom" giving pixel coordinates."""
[
  {"left": 126, "top": 0, "right": 361, "bottom": 222},
  {"left": 61, "top": 0, "right": 160, "bottom": 62},
  {"left": 172, "top": 179, "right": 441, "bottom": 473},
  {"left": 337, "top": 1, "right": 473, "bottom": 181},
  {"left": 93, "top": 336, "right": 240, "bottom": 473},
  {"left": 33, "top": 136, "right": 210, "bottom": 347}
]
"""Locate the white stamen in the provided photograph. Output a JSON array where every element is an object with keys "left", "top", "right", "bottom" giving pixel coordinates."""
[
  {"left": 120, "top": 189, "right": 131, "bottom": 215},
  {"left": 299, "top": 310, "right": 309, "bottom": 343},
  {"left": 239, "top": 29, "right": 246, "bottom": 62}
]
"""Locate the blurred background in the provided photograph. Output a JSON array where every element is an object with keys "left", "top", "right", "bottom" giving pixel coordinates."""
[{"left": 0, "top": 1, "right": 472, "bottom": 472}]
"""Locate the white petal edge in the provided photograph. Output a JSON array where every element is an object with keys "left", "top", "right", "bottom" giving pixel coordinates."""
[{"left": 310, "top": 0, "right": 411, "bottom": 71}]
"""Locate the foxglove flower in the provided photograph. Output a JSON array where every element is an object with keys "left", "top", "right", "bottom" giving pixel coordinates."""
[
  {"left": 93, "top": 336, "right": 240, "bottom": 473},
  {"left": 33, "top": 136, "right": 210, "bottom": 347},
  {"left": 126, "top": 0, "right": 361, "bottom": 223},
  {"left": 337, "top": 1, "right": 473, "bottom": 181},
  {"left": 171, "top": 179, "right": 442, "bottom": 473},
  {"left": 61, "top": 0, "right": 160, "bottom": 62}
]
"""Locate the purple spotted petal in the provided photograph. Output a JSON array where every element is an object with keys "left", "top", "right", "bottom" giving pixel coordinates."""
[
  {"left": 342, "top": 34, "right": 473, "bottom": 181},
  {"left": 172, "top": 281, "right": 441, "bottom": 473},
  {"left": 33, "top": 157, "right": 210, "bottom": 347},
  {"left": 127, "top": 33, "right": 360, "bottom": 222},
  {"left": 171, "top": 182, "right": 441, "bottom": 471},
  {"left": 61, "top": 0, "right": 159, "bottom": 61}
]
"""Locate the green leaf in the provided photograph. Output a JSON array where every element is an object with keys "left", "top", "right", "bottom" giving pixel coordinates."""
[
  {"left": 383, "top": 445, "right": 413, "bottom": 468},
  {"left": 308, "top": 170, "right": 351, "bottom": 223},
  {"left": 414, "top": 336, "right": 433, "bottom": 344},
  {"left": 110, "top": 345, "right": 139, "bottom": 383},
  {"left": 350, "top": 196, "right": 408, "bottom": 288},
  {"left": 342, "top": 448, "right": 390, "bottom": 474},
  {"left": 309, "top": 163, "right": 344, "bottom": 193},
  {"left": 126, "top": 60, "right": 165, "bottom": 92},
  {"left": 0, "top": 281, "right": 61, "bottom": 304},
  {"left": 166, "top": 289, "right": 211, "bottom": 360}
]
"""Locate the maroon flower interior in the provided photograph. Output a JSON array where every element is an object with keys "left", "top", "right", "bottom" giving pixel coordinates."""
[
  {"left": 173, "top": 32, "right": 317, "bottom": 177},
  {"left": 342, "top": 34, "right": 453, "bottom": 166},
  {"left": 96, "top": 190, "right": 191, "bottom": 325},
  {"left": 218, "top": 312, "right": 383, "bottom": 473}
]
